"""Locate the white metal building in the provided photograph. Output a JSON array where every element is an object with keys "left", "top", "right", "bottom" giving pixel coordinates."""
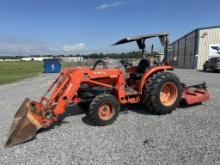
[
  {"left": 21, "top": 57, "right": 49, "bottom": 61},
  {"left": 168, "top": 26, "right": 220, "bottom": 70},
  {"left": 61, "top": 56, "right": 83, "bottom": 62}
]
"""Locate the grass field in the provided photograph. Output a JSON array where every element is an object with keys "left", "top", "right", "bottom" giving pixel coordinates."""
[
  {"left": 0, "top": 61, "right": 43, "bottom": 85},
  {"left": 0, "top": 61, "right": 88, "bottom": 85}
]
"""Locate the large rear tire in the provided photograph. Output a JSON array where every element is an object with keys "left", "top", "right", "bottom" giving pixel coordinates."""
[
  {"left": 88, "top": 94, "right": 120, "bottom": 126},
  {"left": 143, "top": 72, "right": 182, "bottom": 115}
]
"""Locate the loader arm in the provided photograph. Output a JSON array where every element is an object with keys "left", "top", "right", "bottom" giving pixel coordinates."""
[
  {"left": 4, "top": 70, "right": 85, "bottom": 147},
  {"left": 53, "top": 71, "right": 84, "bottom": 116},
  {"left": 41, "top": 69, "right": 85, "bottom": 118}
]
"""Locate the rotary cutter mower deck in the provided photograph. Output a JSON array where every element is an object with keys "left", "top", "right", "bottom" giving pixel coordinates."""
[{"left": 5, "top": 33, "right": 210, "bottom": 147}]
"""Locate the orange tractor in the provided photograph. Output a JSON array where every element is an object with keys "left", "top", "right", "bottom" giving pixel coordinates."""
[{"left": 5, "top": 33, "right": 209, "bottom": 147}]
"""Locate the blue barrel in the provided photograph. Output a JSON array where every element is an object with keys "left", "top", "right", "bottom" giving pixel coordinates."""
[{"left": 43, "top": 59, "right": 61, "bottom": 73}]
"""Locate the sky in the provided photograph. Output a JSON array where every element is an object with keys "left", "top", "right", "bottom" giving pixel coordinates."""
[{"left": 0, "top": 0, "right": 219, "bottom": 56}]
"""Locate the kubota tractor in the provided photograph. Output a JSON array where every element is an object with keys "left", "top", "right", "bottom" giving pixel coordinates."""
[{"left": 5, "top": 33, "right": 209, "bottom": 147}]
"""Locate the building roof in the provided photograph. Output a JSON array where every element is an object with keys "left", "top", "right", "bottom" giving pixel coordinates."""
[{"left": 170, "top": 25, "right": 220, "bottom": 45}]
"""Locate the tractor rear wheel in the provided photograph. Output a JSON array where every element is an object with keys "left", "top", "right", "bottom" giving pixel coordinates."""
[
  {"left": 143, "top": 72, "right": 182, "bottom": 114},
  {"left": 88, "top": 94, "right": 120, "bottom": 126}
]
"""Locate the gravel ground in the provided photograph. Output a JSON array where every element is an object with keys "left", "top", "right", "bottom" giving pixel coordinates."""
[{"left": 0, "top": 69, "right": 219, "bottom": 165}]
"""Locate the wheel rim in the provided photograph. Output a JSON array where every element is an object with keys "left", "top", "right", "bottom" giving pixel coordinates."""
[
  {"left": 98, "top": 104, "right": 115, "bottom": 121},
  {"left": 160, "top": 82, "right": 178, "bottom": 106}
]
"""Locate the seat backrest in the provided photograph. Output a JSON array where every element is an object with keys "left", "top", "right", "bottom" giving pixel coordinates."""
[{"left": 137, "top": 59, "right": 150, "bottom": 73}]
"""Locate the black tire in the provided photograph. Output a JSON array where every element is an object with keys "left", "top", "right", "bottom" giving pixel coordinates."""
[
  {"left": 203, "top": 66, "right": 207, "bottom": 71},
  {"left": 78, "top": 102, "right": 90, "bottom": 114},
  {"left": 88, "top": 94, "right": 120, "bottom": 126},
  {"left": 143, "top": 72, "right": 183, "bottom": 115},
  {"left": 214, "top": 69, "right": 220, "bottom": 73}
]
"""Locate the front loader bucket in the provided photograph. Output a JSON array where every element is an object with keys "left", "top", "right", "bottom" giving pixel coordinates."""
[{"left": 5, "top": 98, "right": 43, "bottom": 147}]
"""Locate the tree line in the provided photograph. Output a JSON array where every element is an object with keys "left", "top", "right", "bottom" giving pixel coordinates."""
[{"left": 0, "top": 51, "right": 159, "bottom": 59}]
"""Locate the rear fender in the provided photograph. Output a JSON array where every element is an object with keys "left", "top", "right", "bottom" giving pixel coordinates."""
[{"left": 138, "top": 65, "right": 173, "bottom": 94}]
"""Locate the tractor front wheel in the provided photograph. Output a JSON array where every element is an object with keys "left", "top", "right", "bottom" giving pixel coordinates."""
[
  {"left": 78, "top": 102, "right": 90, "bottom": 114},
  {"left": 143, "top": 72, "right": 182, "bottom": 114},
  {"left": 88, "top": 94, "right": 120, "bottom": 126}
]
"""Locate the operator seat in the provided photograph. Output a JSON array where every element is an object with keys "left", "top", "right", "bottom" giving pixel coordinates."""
[{"left": 131, "top": 59, "right": 150, "bottom": 80}]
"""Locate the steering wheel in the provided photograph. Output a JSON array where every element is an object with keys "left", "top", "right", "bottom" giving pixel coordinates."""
[{"left": 92, "top": 60, "right": 108, "bottom": 70}]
